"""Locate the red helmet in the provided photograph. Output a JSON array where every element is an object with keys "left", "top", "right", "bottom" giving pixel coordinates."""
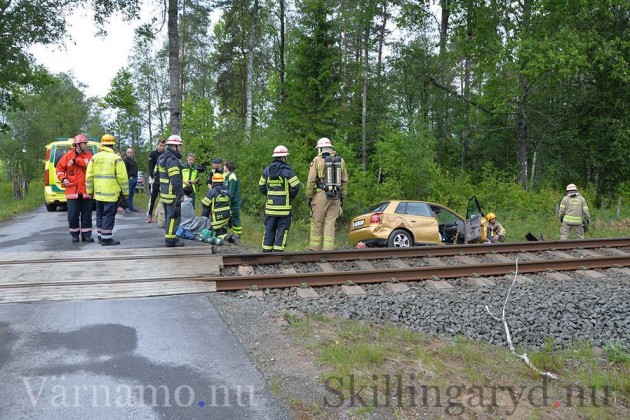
[
  {"left": 73, "top": 133, "right": 88, "bottom": 145},
  {"left": 272, "top": 145, "right": 289, "bottom": 157}
]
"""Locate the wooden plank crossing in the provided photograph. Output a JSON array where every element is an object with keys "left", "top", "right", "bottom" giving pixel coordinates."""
[{"left": 0, "top": 247, "right": 222, "bottom": 303}]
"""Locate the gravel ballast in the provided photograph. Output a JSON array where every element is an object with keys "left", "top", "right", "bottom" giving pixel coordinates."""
[{"left": 251, "top": 271, "right": 630, "bottom": 350}]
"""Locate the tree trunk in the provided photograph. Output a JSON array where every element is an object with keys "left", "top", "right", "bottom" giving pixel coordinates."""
[
  {"left": 361, "top": 27, "right": 369, "bottom": 172},
  {"left": 168, "top": 0, "right": 181, "bottom": 135},
  {"left": 246, "top": 0, "right": 259, "bottom": 137},
  {"left": 376, "top": 1, "right": 387, "bottom": 79},
  {"left": 517, "top": 72, "right": 528, "bottom": 188},
  {"left": 278, "top": 0, "right": 286, "bottom": 106},
  {"left": 461, "top": 10, "right": 472, "bottom": 171}
]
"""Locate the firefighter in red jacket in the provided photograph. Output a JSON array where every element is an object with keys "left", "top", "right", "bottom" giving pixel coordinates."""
[{"left": 55, "top": 133, "right": 94, "bottom": 243}]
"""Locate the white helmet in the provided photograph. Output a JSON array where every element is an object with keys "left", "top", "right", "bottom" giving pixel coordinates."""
[
  {"left": 316, "top": 137, "right": 333, "bottom": 149},
  {"left": 272, "top": 145, "right": 289, "bottom": 157},
  {"left": 166, "top": 134, "right": 183, "bottom": 145},
  {"left": 566, "top": 183, "right": 577, "bottom": 192}
]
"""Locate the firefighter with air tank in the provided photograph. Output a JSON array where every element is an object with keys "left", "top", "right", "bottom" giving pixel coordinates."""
[{"left": 306, "top": 137, "right": 349, "bottom": 251}]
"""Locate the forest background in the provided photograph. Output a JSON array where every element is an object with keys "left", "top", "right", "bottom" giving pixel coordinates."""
[{"left": 1, "top": 0, "right": 629, "bottom": 244}]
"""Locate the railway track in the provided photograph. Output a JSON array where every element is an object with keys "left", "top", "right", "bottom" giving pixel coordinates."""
[
  {"left": 1, "top": 238, "right": 629, "bottom": 302},
  {"left": 212, "top": 238, "right": 630, "bottom": 291}
]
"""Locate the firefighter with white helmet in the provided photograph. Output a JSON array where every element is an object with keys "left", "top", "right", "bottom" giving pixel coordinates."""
[
  {"left": 258, "top": 145, "right": 300, "bottom": 252},
  {"left": 306, "top": 137, "right": 348, "bottom": 250},
  {"left": 86, "top": 134, "right": 129, "bottom": 245},
  {"left": 56, "top": 133, "right": 94, "bottom": 243},
  {"left": 559, "top": 183, "right": 590, "bottom": 240},
  {"left": 157, "top": 134, "right": 186, "bottom": 247}
]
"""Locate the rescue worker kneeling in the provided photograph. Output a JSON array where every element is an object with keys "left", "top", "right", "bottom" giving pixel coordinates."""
[
  {"left": 306, "top": 137, "right": 348, "bottom": 251},
  {"left": 201, "top": 173, "right": 235, "bottom": 243},
  {"left": 486, "top": 212, "right": 506, "bottom": 243}
]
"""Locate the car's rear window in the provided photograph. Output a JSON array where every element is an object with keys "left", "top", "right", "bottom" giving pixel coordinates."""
[
  {"left": 395, "top": 202, "right": 434, "bottom": 217},
  {"left": 364, "top": 202, "right": 389, "bottom": 214}
]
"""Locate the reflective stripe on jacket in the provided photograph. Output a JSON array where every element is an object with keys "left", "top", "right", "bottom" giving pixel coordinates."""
[
  {"left": 201, "top": 186, "right": 231, "bottom": 230},
  {"left": 559, "top": 193, "right": 590, "bottom": 225},
  {"left": 56, "top": 149, "right": 93, "bottom": 199},
  {"left": 158, "top": 148, "right": 184, "bottom": 204},
  {"left": 86, "top": 147, "right": 129, "bottom": 202},
  {"left": 181, "top": 165, "right": 199, "bottom": 193},
  {"left": 306, "top": 151, "right": 348, "bottom": 199},
  {"left": 258, "top": 159, "right": 300, "bottom": 217}
]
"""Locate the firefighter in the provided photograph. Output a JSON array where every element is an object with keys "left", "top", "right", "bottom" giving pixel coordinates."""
[
  {"left": 86, "top": 134, "right": 129, "bottom": 245},
  {"left": 157, "top": 134, "right": 186, "bottom": 247},
  {"left": 258, "top": 145, "right": 300, "bottom": 252},
  {"left": 181, "top": 152, "right": 200, "bottom": 207},
  {"left": 146, "top": 138, "right": 165, "bottom": 223},
  {"left": 306, "top": 137, "right": 348, "bottom": 251},
  {"left": 559, "top": 183, "right": 590, "bottom": 240},
  {"left": 201, "top": 173, "right": 232, "bottom": 241},
  {"left": 56, "top": 133, "right": 94, "bottom": 243},
  {"left": 224, "top": 161, "right": 242, "bottom": 236},
  {"left": 485, "top": 212, "right": 506, "bottom": 243}
]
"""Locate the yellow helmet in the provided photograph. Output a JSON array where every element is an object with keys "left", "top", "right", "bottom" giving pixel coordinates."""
[
  {"left": 486, "top": 212, "right": 496, "bottom": 221},
  {"left": 211, "top": 173, "right": 224, "bottom": 184},
  {"left": 100, "top": 134, "right": 115, "bottom": 145}
]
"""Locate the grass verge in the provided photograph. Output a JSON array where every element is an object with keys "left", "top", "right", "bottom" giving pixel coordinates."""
[
  {"left": 0, "top": 182, "right": 45, "bottom": 223},
  {"left": 283, "top": 313, "right": 629, "bottom": 418}
]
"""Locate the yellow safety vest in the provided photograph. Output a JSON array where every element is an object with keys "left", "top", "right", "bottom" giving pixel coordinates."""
[{"left": 86, "top": 148, "right": 129, "bottom": 202}]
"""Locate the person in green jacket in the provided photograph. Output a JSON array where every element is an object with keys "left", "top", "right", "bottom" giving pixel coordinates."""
[{"left": 224, "top": 161, "right": 242, "bottom": 236}]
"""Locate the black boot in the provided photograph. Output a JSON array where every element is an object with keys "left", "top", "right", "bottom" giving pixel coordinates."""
[
  {"left": 97, "top": 236, "right": 102, "bottom": 244},
  {"left": 101, "top": 238, "right": 121, "bottom": 246},
  {"left": 82, "top": 236, "right": 95, "bottom": 243},
  {"left": 165, "top": 240, "right": 184, "bottom": 247},
  {"left": 72, "top": 235, "right": 80, "bottom": 243}
]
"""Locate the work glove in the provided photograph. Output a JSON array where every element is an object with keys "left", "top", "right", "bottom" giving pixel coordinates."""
[{"left": 118, "top": 195, "right": 129, "bottom": 209}]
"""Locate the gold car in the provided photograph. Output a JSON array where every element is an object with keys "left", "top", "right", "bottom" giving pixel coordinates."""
[{"left": 348, "top": 196, "right": 487, "bottom": 247}]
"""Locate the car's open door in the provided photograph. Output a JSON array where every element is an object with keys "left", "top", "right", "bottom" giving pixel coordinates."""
[{"left": 464, "top": 196, "right": 483, "bottom": 243}]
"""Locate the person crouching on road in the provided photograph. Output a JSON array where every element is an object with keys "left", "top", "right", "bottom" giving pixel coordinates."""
[
  {"left": 258, "top": 145, "right": 300, "bottom": 252},
  {"left": 158, "top": 134, "right": 186, "bottom": 247},
  {"left": 201, "top": 173, "right": 232, "bottom": 242},
  {"left": 306, "top": 137, "right": 348, "bottom": 251},
  {"left": 86, "top": 134, "right": 129, "bottom": 245},
  {"left": 179, "top": 185, "right": 211, "bottom": 235},
  {"left": 56, "top": 133, "right": 94, "bottom": 243},
  {"left": 485, "top": 212, "right": 506, "bottom": 243},
  {"left": 559, "top": 183, "right": 590, "bottom": 240}
]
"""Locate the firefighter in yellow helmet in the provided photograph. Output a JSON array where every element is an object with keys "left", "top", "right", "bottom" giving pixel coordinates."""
[
  {"left": 258, "top": 145, "right": 300, "bottom": 252},
  {"left": 306, "top": 137, "right": 348, "bottom": 250},
  {"left": 559, "top": 183, "right": 590, "bottom": 240},
  {"left": 86, "top": 134, "right": 129, "bottom": 245},
  {"left": 158, "top": 134, "right": 186, "bottom": 247},
  {"left": 485, "top": 212, "right": 506, "bottom": 243},
  {"left": 201, "top": 173, "right": 232, "bottom": 241}
]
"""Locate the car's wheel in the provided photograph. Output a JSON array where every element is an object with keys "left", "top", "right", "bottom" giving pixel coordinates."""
[
  {"left": 45, "top": 203, "right": 56, "bottom": 212},
  {"left": 387, "top": 229, "right": 412, "bottom": 247}
]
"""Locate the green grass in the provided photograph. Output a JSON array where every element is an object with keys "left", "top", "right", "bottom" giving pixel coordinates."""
[
  {"left": 0, "top": 181, "right": 46, "bottom": 223},
  {"left": 285, "top": 315, "right": 630, "bottom": 418}
]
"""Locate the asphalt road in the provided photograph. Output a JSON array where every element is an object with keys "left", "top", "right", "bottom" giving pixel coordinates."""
[{"left": 0, "top": 206, "right": 291, "bottom": 419}]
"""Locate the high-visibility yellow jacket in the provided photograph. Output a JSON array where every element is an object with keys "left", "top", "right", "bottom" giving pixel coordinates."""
[
  {"left": 559, "top": 193, "right": 590, "bottom": 225},
  {"left": 181, "top": 164, "right": 200, "bottom": 193},
  {"left": 86, "top": 147, "right": 129, "bottom": 202}
]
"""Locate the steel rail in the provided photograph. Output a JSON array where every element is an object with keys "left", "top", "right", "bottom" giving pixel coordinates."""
[
  {"left": 222, "top": 238, "right": 630, "bottom": 267},
  {"left": 213, "top": 255, "right": 630, "bottom": 291}
]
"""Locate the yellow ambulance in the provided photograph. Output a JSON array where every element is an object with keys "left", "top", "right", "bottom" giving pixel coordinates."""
[{"left": 44, "top": 138, "right": 100, "bottom": 211}]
